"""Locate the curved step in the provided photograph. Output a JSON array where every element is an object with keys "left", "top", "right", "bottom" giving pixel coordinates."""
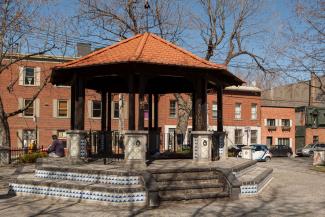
[
  {"left": 159, "top": 188, "right": 229, "bottom": 201},
  {"left": 153, "top": 172, "right": 222, "bottom": 182},
  {"left": 9, "top": 174, "right": 146, "bottom": 205}
]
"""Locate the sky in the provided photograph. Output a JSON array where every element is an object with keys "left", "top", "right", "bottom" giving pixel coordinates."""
[{"left": 32, "top": 0, "right": 315, "bottom": 84}]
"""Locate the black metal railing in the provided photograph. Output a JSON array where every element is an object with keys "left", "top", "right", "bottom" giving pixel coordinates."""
[
  {"left": 10, "top": 146, "right": 46, "bottom": 164},
  {"left": 88, "top": 131, "right": 124, "bottom": 160}
]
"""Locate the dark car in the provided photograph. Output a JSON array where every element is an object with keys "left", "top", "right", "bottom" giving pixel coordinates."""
[
  {"left": 301, "top": 143, "right": 325, "bottom": 157},
  {"left": 228, "top": 144, "right": 246, "bottom": 157},
  {"left": 269, "top": 145, "right": 293, "bottom": 157}
]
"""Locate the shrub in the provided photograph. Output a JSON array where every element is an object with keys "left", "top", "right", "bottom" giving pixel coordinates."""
[{"left": 19, "top": 152, "right": 48, "bottom": 163}]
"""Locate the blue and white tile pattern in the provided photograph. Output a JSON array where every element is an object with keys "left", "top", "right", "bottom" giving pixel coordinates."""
[
  {"left": 35, "top": 170, "right": 141, "bottom": 185},
  {"left": 9, "top": 183, "right": 146, "bottom": 203}
]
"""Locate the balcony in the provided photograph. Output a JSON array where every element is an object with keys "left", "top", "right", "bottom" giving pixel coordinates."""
[
  {"left": 267, "top": 126, "right": 277, "bottom": 131},
  {"left": 281, "top": 126, "right": 291, "bottom": 131}
]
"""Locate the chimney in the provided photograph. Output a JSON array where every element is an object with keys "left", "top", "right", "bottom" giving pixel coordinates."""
[
  {"left": 76, "top": 43, "right": 91, "bottom": 57},
  {"left": 309, "top": 73, "right": 319, "bottom": 106},
  {"left": 10, "top": 43, "right": 19, "bottom": 54}
]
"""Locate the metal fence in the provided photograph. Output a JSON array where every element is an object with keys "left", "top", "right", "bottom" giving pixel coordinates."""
[
  {"left": 10, "top": 146, "right": 46, "bottom": 164},
  {"left": 88, "top": 131, "right": 124, "bottom": 160}
]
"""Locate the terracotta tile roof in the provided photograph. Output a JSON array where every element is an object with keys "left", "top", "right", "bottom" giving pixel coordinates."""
[{"left": 55, "top": 32, "right": 227, "bottom": 70}]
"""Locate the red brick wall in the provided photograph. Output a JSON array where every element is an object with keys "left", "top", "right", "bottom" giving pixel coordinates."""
[
  {"left": 305, "top": 128, "right": 325, "bottom": 144},
  {"left": 1, "top": 58, "right": 262, "bottom": 148},
  {"left": 261, "top": 106, "right": 296, "bottom": 151}
]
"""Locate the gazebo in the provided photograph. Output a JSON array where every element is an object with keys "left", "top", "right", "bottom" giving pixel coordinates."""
[{"left": 51, "top": 32, "right": 243, "bottom": 167}]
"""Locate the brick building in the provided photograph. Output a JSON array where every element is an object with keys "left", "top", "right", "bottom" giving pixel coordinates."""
[
  {"left": 1, "top": 54, "right": 261, "bottom": 150},
  {"left": 260, "top": 106, "right": 296, "bottom": 151}
]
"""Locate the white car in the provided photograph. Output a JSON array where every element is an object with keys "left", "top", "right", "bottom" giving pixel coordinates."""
[{"left": 239, "top": 144, "right": 272, "bottom": 161}]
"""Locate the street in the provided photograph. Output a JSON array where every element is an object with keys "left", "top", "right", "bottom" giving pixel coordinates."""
[{"left": 0, "top": 157, "right": 324, "bottom": 217}]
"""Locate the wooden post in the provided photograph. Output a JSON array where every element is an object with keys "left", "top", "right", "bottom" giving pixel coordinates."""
[
  {"left": 149, "top": 94, "right": 153, "bottom": 130},
  {"left": 194, "top": 77, "right": 207, "bottom": 131},
  {"left": 107, "top": 92, "right": 112, "bottom": 132},
  {"left": 217, "top": 87, "right": 223, "bottom": 132},
  {"left": 128, "top": 75, "right": 136, "bottom": 130},
  {"left": 138, "top": 93, "right": 145, "bottom": 130},
  {"left": 192, "top": 92, "right": 196, "bottom": 131},
  {"left": 101, "top": 90, "right": 107, "bottom": 131},
  {"left": 71, "top": 75, "right": 85, "bottom": 130},
  {"left": 154, "top": 94, "right": 159, "bottom": 130}
]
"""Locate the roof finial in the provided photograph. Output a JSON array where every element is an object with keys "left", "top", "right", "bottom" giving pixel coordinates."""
[{"left": 144, "top": 0, "right": 150, "bottom": 32}]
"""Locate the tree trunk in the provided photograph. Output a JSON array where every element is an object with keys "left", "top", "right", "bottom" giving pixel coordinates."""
[{"left": 0, "top": 94, "right": 11, "bottom": 149}]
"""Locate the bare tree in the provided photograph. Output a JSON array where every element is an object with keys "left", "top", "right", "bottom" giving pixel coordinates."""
[
  {"left": 272, "top": 0, "right": 325, "bottom": 97},
  {"left": 0, "top": 0, "right": 63, "bottom": 154},
  {"left": 76, "top": 0, "right": 185, "bottom": 132}
]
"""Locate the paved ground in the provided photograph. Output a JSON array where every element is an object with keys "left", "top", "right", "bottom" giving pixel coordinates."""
[{"left": 0, "top": 157, "right": 325, "bottom": 217}]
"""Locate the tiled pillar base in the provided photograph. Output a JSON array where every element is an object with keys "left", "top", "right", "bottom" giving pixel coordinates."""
[
  {"left": 124, "top": 130, "right": 148, "bottom": 169},
  {"left": 192, "top": 131, "right": 213, "bottom": 162},
  {"left": 0, "top": 147, "right": 10, "bottom": 165},
  {"left": 313, "top": 148, "right": 325, "bottom": 166},
  {"left": 241, "top": 146, "right": 253, "bottom": 160},
  {"left": 66, "top": 130, "right": 88, "bottom": 161}
]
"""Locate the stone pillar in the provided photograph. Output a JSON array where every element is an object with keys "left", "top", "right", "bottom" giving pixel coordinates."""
[
  {"left": 313, "top": 148, "right": 325, "bottom": 166},
  {"left": 0, "top": 147, "right": 10, "bottom": 165},
  {"left": 66, "top": 130, "right": 88, "bottom": 162},
  {"left": 192, "top": 131, "right": 213, "bottom": 162},
  {"left": 124, "top": 130, "right": 148, "bottom": 168},
  {"left": 241, "top": 146, "right": 253, "bottom": 160}
]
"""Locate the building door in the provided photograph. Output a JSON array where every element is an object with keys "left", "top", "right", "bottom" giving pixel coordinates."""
[{"left": 266, "top": 136, "right": 273, "bottom": 146}]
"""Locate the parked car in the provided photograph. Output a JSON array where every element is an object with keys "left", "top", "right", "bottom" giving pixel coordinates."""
[
  {"left": 269, "top": 145, "right": 293, "bottom": 157},
  {"left": 239, "top": 144, "right": 272, "bottom": 161},
  {"left": 300, "top": 143, "right": 325, "bottom": 157}
]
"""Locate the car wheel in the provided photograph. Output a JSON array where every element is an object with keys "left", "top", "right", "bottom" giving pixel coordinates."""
[{"left": 265, "top": 156, "right": 271, "bottom": 162}]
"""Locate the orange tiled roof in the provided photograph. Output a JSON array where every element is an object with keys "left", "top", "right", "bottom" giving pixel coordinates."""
[{"left": 55, "top": 33, "right": 227, "bottom": 70}]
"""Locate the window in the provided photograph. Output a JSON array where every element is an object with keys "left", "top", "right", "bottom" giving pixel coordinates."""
[
  {"left": 169, "top": 100, "right": 177, "bottom": 118},
  {"left": 144, "top": 103, "right": 149, "bottom": 119},
  {"left": 24, "top": 67, "right": 35, "bottom": 85},
  {"left": 266, "top": 137, "right": 273, "bottom": 146},
  {"left": 57, "top": 100, "right": 68, "bottom": 117},
  {"left": 267, "top": 119, "right": 276, "bottom": 126},
  {"left": 251, "top": 130, "right": 257, "bottom": 144},
  {"left": 235, "top": 103, "right": 241, "bottom": 119},
  {"left": 313, "top": 136, "right": 319, "bottom": 144},
  {"left": 212, "top": 101, "right": 218, "bottom": 119},
  {"left": 251, "top": 104, "right": 257, "bottom": 120},
  {"left": 92, "top": 101, "right": 101, "bottom": 118},
  {"left": 278, "top": 138, "right": 290, "bottom": 146},
  {"left": 57, "top": 130, "right": 67, "bottom": 148},
  {"left": 281, "top": 119, "right": 290, "bottom": 127},
  {"left": 23, "top": 99, "right": 34, "bottom": 117},
  {"left": 22, "top": 129, "right": 36, "bottom": 148},
  {"left": 113, "top": 101, "right": 119, "bottom": 118},
  {"left": 234, "top": 129, "right": 243, "bottom": 144}
]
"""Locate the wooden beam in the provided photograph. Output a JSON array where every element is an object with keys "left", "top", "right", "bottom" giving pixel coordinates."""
[
  {"left": 71, "top": 75, "right": 85, "bottom": 130},
  {"left": 194, "top": 77, "right": 207, "bottom": 131},
  {"left": 107, "top": 92, "right": 112, "bottom": 131},
  {"left": 101, "top": 90, "right": 107, "bottom": 131},
  {"left": 154, "top": 94, "right": 159, "bottom": 130},
  {"left": 217, "top": 87, "right": 223, "bottom": 132},
  {"left": 148, "top": 94, "right": 153, "bottom": 130},
  {"left": 138, "top": 93, "right": 145, "bottom": 130},
  {"left": 128, "top": 75, "right": 135, "bottom": 130},
  {"left": 192, "top": 92, "right": 196, "bottom": 131}
]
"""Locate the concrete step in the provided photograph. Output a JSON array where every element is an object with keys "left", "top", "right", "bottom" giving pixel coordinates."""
[
  {"left": 159, "top": 187, "right": 228, "bottom": 201},
  {"left": 35, "top": 166, "right": 142, "bottom": 185},
  {"left": 9, "top": 173, "right": 146, "bottom": 205},
  {"left": 237, "top": 166, "right": 273, "bottom": 196},
  {"left": 153, "top": 171, "right": 221, "bottom": 182},
  {"left": 157, "top": 180, "right": 224, "bottom": 191}
]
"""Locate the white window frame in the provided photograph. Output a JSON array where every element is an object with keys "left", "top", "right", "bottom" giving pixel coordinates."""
[
  {"left": 57, "top": 100, "right": 68, "bottom": 118},
  {"left": 113, "top": 101, "right": 119, "bottom": 119},
  {"left": 234, "top": 129, "right": 243, "bottom": 144},
  {"left": 251, "top": 130, "right": 257, "bottom": 144},
  {"left": 91, "top": 100, "right": 102, "bottom": 118},
  {"left": 251, "top": 104, "right": 257, "bottom": 120},
  {"left": 169, "top": 100, "right": 177, "bottom": 118},
  {"left": 278, "top": 138, "right": 290, "bottom": 146},
  {"left": 23, "top": 99, "right": 34, "bottom": 117},
  {"left": 267, "top": 119, "right": 276, "bottom": 126},
  {"left": 212, "top": 101, "right": 218, "bottom": 119},
  {"left": 235, "top": 103, "right": 241, "bottom": 120}
]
